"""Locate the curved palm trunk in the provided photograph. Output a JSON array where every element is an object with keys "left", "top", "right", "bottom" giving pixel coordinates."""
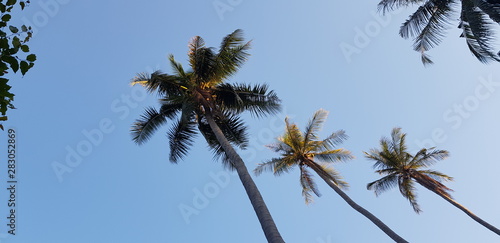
[
  {"left": 306, "top": 161, "right": 409, "bottom": 243},
  {"left": 413, "top": 177, "right": 500, "bottom": 236},
  {"left": 205, "top": 112, "right": 285, "bottom": 243}
]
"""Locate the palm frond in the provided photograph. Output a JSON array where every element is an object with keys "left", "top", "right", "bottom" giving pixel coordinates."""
[
  {"left": 254, "top": 157, "right": 296, "bottom": 176},
  {"left": 378, "top": 0, "right": 426, "bottom": 14},
  {"left": 317, "top": 162, "right": 349, "bottom": 189},
  {"left": 168, "top": 54, "right": 187, "bottom": 78},
  {"left": 412, "top": 171, "right": 454, "bottom": 198},
  {"left": 367, "top": 173, "right": 400, "bottom": 196},
  {"left": 283, "top": 117, "right": 304, "bottom": 152},
  {"left": 460, "top": 1, "right": 500, "bottom": 63},
  {"left": 474, "top": 0, "right": 500, "bottom": 23},
  {"left": 313, "top": 149, "right": 353, "bottom": 163},
  {"left": 312, "top": 130, "right": 348, "bottom": 152},
  {"left": 214, "top": 83, "right": 281, "bottom": 117},
  {"left": 131, "top": 71, "right": 187, "bottom": 97},
  {"left": 409, "top": 148, "right": 449, "bottom": 168},
  {"left": 188, "top": 36, "right": 217, "bottom": 83},
  {"left": 215, "top": 29, "right": 252, "bottom": 79},
  {"left": 197, "top": 112, "right": 248, "bottom": 169},
  {"left": 167, "top": 116, "right": 198, "bottom": 163},
  {"left": 131, "top": 107, "right": 168, "bottom": 145},
  {"left": 399, "top": 0, "right": 455, "bottom": 59},
  {"left": 399, "top": 176, "right": 422, "bottom": 213},
  {"left": 303, "top": 109, "right": 328, "bottom": 146},
  {"left": 419, "top": 169, "right": 454, "bottom": 182},
  {"left": 300, "top": 166, "right": 321, "bottom": 204}
]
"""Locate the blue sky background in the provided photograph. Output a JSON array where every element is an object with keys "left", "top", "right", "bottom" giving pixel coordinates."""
[{"left": 0, "top": 0, "right": 499, "bottom": 242}]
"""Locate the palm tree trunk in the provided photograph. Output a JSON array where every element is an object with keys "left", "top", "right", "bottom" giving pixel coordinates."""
[
  {"left": 413, "top": 178, "right": 500, "bottom": 236},
  {"left": 205, "top": 111, "right": 285, "bottom": 243},
  {"left": 306, "top": 161, "right": 409, "bottom": 243}
]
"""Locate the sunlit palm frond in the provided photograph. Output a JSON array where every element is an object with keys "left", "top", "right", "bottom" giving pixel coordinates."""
[
  {"left": 283, "top": 117, "right": 304, "bottom": 152},
  {"left": 303, "top": 109, "right": 328, "bottom": 146},
  {"left": 131, "top": 107, "right": 168, "bottom": 145},
  {"left": 300, "top": 166, "right": 321, "bottom": 204},
  {"left": 367, "top": 173, "right": 399, "bottom": 196},
  {"left": 254, "top": 157, "right": 296, "bottom": 176},
  {"left": 310, "top": 130, "right": 348, "bottom": 153},
  {"left": 214, "top": 83, "right": 281, "bottom": 117},
  {"left": 313, "top": 149, "right": 353, "bottom": 163},
  {"left": 318, "top": 162, "right": 349, "bottom": 189}
]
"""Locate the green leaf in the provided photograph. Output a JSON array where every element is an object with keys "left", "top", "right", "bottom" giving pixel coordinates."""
[
  {"left": 21, "top": 25, "right": 27, "bottom": 32},
  {"left": 20, "top": 44, "right": 28, "bottom": 52},
  {"left": 11, "top": 36, "right": 19, "bottom": 47},
  {"left": 19, "top": 1, "right": 25, "bottom": 10},
  {"left": 6, "top": 0, "right": 17, "bottom": 6},
  {"left": 26, "top": 53, "right": 35, "bottom": 62},
  {"left": 0, "top": 4, "right": 5, "bottom": 12},
  {"left": 2, "top": 14, "right": 11, "bottom": 22},
  {"left": 2, "top": 55, "right": 18, "bottom": 73},
  {"left": 9, "top": 25, "right": 18, "bottom": 34},
  {"left": 19, "top": 60, "right": 28, "bottom": 75}
]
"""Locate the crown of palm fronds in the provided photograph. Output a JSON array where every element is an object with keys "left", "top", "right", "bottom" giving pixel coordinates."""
[
  {"left": 365, "top": 127, "right": 453, "bottom": 213},
  {"left": 255, "top": 109, "right": 353, "bottom": 204},
  {"left": 131, "top": 30, "right": 281, "bottom": 166}
]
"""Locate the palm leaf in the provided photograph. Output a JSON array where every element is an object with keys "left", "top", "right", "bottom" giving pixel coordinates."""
[
  {"left": 215, "top": 29, "right": 252, "bottom": 80},
  {"left": 131, "top": 107, "right": 168, "bottom": 145},
  {"left": 214, "top": 83, "right": 281, "bottom": 117},
  {"left": 168, "top": 115, "right": 198, "bottom": 163},
  {"left": 313, "top": 149, "right": 353, "bottom": 163},
  {"left": 378, "top": 0, "right": 426, "bottom": 14},
  {"left": 300, "top": 166, "right": 321, "bottom": 204},
  {"left": 460, "top": 1, "right": 500, "bottom": 63},
  {"left": 367, "top": 173, "right": 400, "bottom": 196},
  {"left": 399, "top": 176, "right": 422, "bottom": 213},
  {"left": 303, "top": 109, "right": 328, "bottom": 146},
  {"left": 473, "top": 0, "right": 500, "bottom": 23}
]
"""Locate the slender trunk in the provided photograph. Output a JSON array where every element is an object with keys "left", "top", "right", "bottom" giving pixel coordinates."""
[
  {"left": 306, "top": 160, "right": 409, "bottom": 243},
  {"left": 413, "top": 178, "right": 500, "bottom": 236},
  {"left": 205, "top": 111, "right": 285, "bottom": 243}
]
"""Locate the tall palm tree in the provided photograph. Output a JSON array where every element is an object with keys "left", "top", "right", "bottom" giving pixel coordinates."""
[
  {"left": 365, "top": 127, "right": 500, "bottom": 235},
  {"left": 254, "top": 110, "right": 409, "bottom": 243},
  {"left": 378, "top": 0, "right": 500, "bottom": 65},
  {"left": 131, "top": 29, "right": 285, "bottom": 243}
]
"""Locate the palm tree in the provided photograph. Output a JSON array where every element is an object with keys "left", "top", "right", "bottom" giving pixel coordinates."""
[
  {"left": 254, "top": 109, "right": 409, "bottom": 243},
  {"left": 131, "top": 29, "right": 285, "bottom": 243},
  {"left": 378, "top": 0, "right": 500, "bottom": 65},
  {"left": 365, "top": 127, "right": 500, "bottom": 235}
]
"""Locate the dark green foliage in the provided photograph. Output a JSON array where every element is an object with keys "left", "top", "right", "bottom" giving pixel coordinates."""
[
  {"left": 0, "top": 0, "right": 36, "bottom": 120},
  {"left": 380, "top": 0, "right": 500, "bottom": 64},
  {"left": 131, "top": 29, "right": 281, "bottom": 167}
]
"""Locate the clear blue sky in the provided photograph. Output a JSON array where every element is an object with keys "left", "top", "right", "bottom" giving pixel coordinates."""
[{"left": 1, "top": 0, "right": 499, "bottom": 242}]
